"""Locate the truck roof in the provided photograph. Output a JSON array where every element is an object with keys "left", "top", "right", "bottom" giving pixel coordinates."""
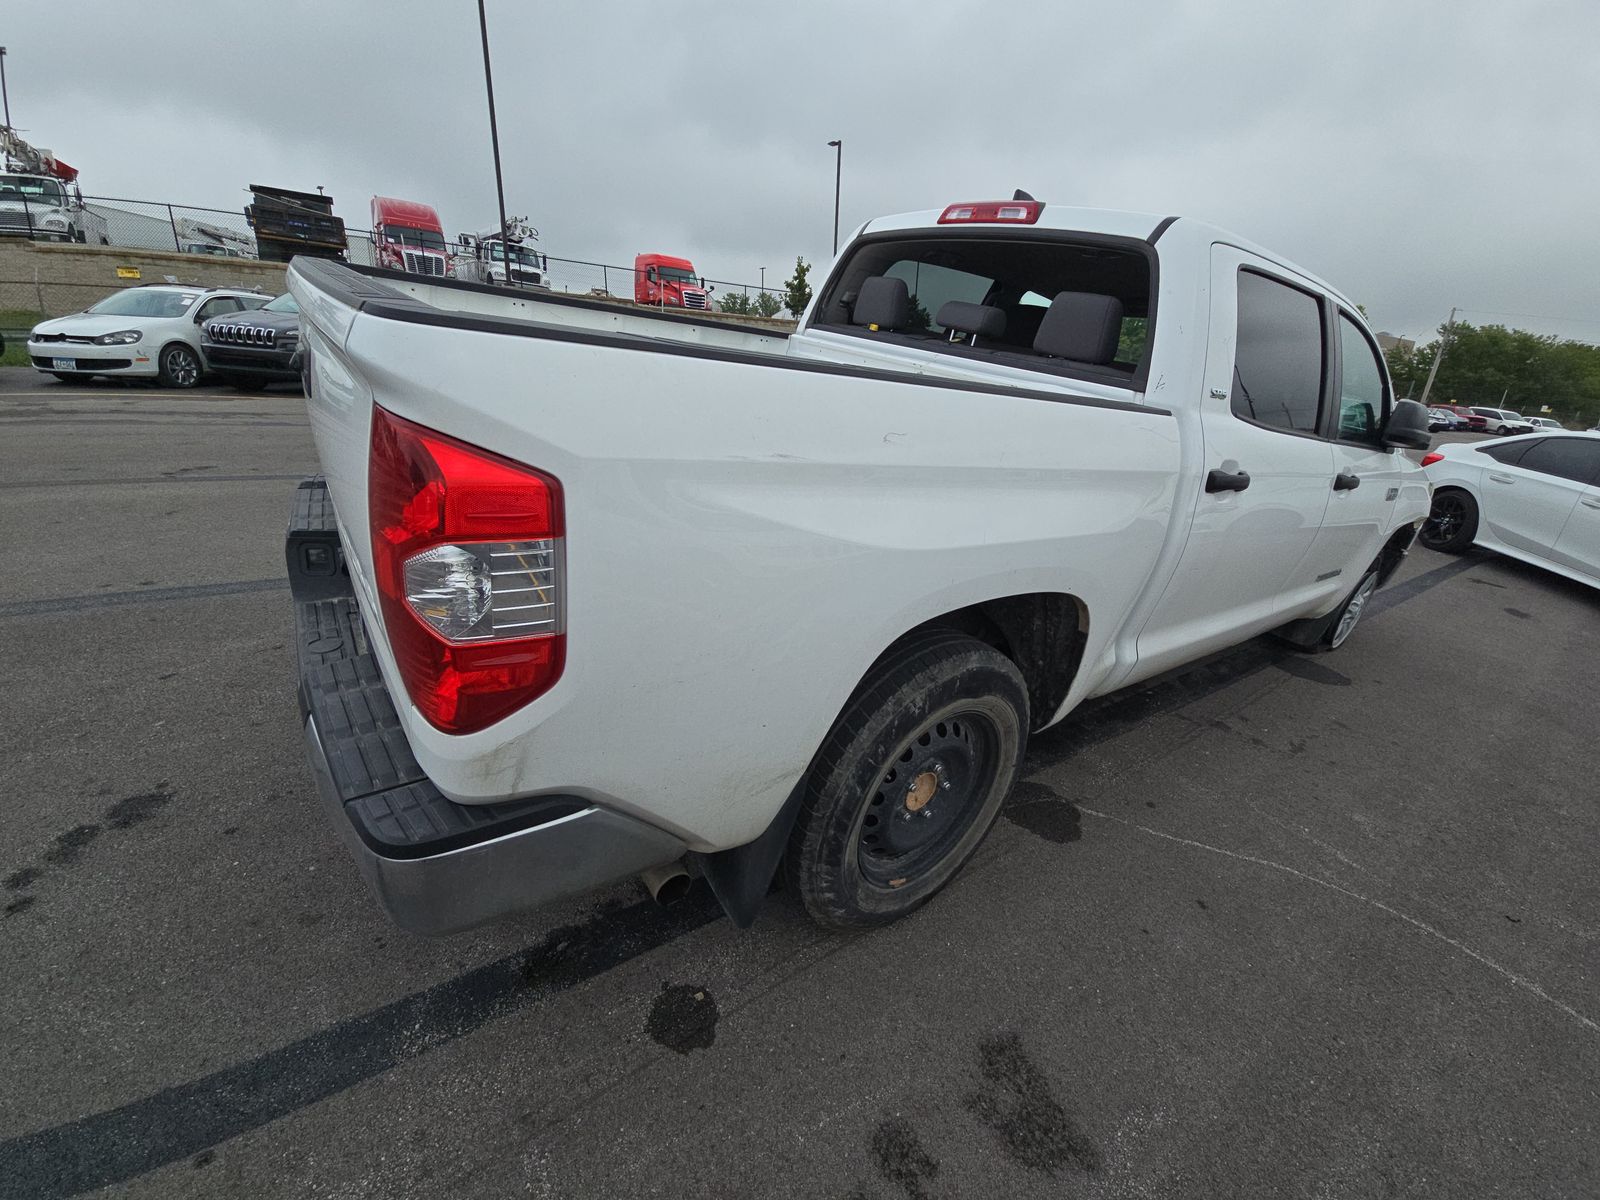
[
  {"left": 371, "top": 196, "right": 444, "bottom": 231},
  {"left": 858, "top": 204, "right": 1357, "bottom": 314},
  {"left": 636, "top": 252, "right": 695, "bottom": 269}
]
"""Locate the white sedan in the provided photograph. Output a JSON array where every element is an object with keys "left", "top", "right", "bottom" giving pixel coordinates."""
[
  {"left": 27, "top": 285, "right": 269, "bottom": 388},
  {"left": 1420, "top": 431, "right": 1600, "bottom": 587}
]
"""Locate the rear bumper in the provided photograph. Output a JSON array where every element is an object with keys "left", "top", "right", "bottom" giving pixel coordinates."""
[{"left": 288, "top": 477, "right": 686, "bottom": 935}]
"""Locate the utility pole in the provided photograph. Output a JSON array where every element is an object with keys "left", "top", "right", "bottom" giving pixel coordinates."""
[
  {"left": 1416, "top": 306, "right": 1457, "bottom": 408},
  {"left": 759, "top": 266, "right": 766, "bottom": 292},
  {"left": 827, "top": 140, "right": 842, "bottom": 256},
  {"left": 0, "top": 47, "right": 11, "bottom": 129},
  {"left": 477, "top": 0, "right": 512, "bottom": 287}
]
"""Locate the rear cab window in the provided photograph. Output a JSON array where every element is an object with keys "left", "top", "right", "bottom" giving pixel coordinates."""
[{"left": 809, "top": 231, "right": 1157, "bottom": 389}]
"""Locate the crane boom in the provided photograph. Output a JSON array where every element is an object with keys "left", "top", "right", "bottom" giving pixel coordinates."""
[{"left": 0, "top": 125, "right": 80, "bottom": 183}]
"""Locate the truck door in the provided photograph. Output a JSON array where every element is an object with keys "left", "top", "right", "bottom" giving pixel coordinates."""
[
  {"left": 1131, "top": 245, "right": 1336, "bottom": 680},
  {"left": 1290, "top": 309, "right": 1403, "bottom": 608}
]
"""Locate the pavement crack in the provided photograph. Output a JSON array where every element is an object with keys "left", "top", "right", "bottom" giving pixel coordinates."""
[{"left": 1078, "top": 806, "right": 1600, "bottom": 1038}]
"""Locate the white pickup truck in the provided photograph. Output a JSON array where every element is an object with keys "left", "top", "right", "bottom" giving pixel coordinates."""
[{"left": 286, "top": 198, "right": 1433, "bottom": 936}]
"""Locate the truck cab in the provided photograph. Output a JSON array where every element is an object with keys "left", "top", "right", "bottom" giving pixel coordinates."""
[
  {"left": 370, "top": 196, "right": 449, "bottom": 277},
  {"left": 634, "top": 253, "right": 710, "bottom": 309},
  {"left": 451, "top": 230, "right": 547, "bottom": 288},
  {"left": 0, "top": 171, "right": 108, "bottom": 244}
]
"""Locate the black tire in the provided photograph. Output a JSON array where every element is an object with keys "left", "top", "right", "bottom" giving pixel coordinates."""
[
  {"left": 785, "top": 632, "right": 1029, "bottom": 929},
  {"left": 1420, "top": 488, "right": 1479, "bottom": 554},
  {"left": 157, "top": 342, "right": 202, "bottom": 389},
  {"left": 219, "top": 375, "right": 270, "bottom": 392},
  {"left": 50, "top": 372, "right": 94, "bottom": 384},
  {"left": 1497, "top": 424, "right": 1510, "bottom": 435}
]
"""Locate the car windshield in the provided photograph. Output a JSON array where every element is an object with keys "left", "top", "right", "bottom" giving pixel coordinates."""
[
  {"left": 85, "top": 289, "right": 200, "bottom": 318},
  {"left": 657, "top": 266, "right": 699, "bottom": 284},
  {"left": 384, "top": 226, "right": 446, "bottom": 251},
  {"left": 489, "top": 243, "right": 538, "bottom": 265},
  {"left": 0, "top": 174, "right": 66, "bottom": 204},
  {"left": 261, "top": 293, "right": 299, "bottom": 314},
  {"left": 1505, "top": 412, "right": 1523, "bottom": 420}
]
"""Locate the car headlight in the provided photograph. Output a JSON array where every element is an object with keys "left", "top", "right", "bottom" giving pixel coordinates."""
[
  {"left": 41, "top": 215, "right": 68, "bottom": 228},
  {"left": 92, "top": 330, "right": 142, "bottom": 346}
]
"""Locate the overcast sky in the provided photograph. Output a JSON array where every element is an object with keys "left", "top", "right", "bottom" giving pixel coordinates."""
[{"left": 5, "top": 0, "right": 1598, "bottom": 343}]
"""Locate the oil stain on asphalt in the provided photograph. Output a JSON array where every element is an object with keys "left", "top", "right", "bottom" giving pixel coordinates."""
[
  {"left": 646, "top": 983, "right": 719, "bottom": 1055},
  {"left": 1004, "top": 779, "right": 1084, "bottom": 844},
  {"left": 869, "top": 1117, "right": 941, "bottom": 1200},
  {"left": 2, "top": 786, "right": 175, "bottom": 918},
  {"left": 965, "top": 1032, "right": 1101, "bottom": 1176}
]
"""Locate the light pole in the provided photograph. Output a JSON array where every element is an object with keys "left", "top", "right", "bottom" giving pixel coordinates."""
[
  {"left": 0, "top": 47, "right": 12, "bottom": 129},
  {"left": 759, "top": 266, "right": 766, "bottom": 292},
  {"left": 477, "top": 0, "right": 512, "bottom": 285},
  {"left": 1416, "top": 306, "right": 1457, "bottom": 408},
  {"left": 827, "top": 139, "right": 842, "bottom": 256}
]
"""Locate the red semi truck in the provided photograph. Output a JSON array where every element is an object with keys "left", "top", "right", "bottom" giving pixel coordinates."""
[
  {"left": 634, "top": 253, "right": 710, "bottom": 309},
  {"left": 370, "top": 196, "right": 448, "bottom": 277}
]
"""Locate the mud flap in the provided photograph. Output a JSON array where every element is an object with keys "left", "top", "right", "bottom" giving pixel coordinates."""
[{"left": 689, "top": 780, "right": 807, "bottom": 929}]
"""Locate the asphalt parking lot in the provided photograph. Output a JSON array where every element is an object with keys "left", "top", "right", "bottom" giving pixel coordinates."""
[{"left": 2, "top": 368, "right": 1597, "bottom": 1200}]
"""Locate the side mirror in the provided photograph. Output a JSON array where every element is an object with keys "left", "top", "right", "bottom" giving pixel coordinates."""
[{"left": 1382, "top": 399, "right": 1433, "bottom": 450}]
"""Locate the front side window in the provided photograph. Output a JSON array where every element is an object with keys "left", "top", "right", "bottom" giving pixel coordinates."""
[
  {"left": 1336, "top": 313, "right": 1387, "bottom": 444},
  {"left": 1514, "top": 438, "right": 1600, "bottom": 485},
  {"left": 197, "top": 297, "right": 242, "bottom": 320},
  {"left": 1232, "top": 271, "right": 1324, "bottom": 434}
]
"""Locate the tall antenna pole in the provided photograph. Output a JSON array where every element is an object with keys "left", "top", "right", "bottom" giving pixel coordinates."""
[
  {"left": 1416, "top": 306, "right": 1457, "bottom": 408},
  {"left": 477, "top": 0, "right": 512, "bottom": 284}
]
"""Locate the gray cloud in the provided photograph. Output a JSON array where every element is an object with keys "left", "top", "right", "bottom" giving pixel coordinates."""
[{"left": 6, "top": 0, "right": 1598, "bottom": 342}]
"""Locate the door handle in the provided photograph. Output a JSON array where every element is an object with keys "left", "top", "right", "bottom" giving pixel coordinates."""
[
  {"left": 1488, "top": 472, "right": 1515, "bottom": 484},
  {"left": 1332, "top": 471, "right": 1361, "bottom": 491},
  {"left": 1205, "top": 468, "right": 1251, "bottom": 493}
]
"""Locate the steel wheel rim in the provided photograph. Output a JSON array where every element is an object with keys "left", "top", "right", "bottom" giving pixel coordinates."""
[
  {"left": 855, "top": 706, "right": 999, "bottom": 889},
  {"left": 166, "top": 347, "right": 198, "bottom": 386},
  {"left": 1332, "top": 574, "right": 1378, "bottom": 647},
  {"left": 1422, "top": 494, "right": 1466, "bottom": 546}
]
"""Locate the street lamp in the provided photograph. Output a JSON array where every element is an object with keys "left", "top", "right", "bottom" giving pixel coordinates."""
[
  {"left": 827, "top": 139, "right": 842, "bottom": 256},
  {"left": 760, "top": 266, "right": 766, "bottom": 292},
  {"left": 477, "top": 0, "right": 512, "bottom": 285}
]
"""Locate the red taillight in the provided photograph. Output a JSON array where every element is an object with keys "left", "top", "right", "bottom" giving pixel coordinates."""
[
  {"left": 937, "top": 200, "right": 1043, "bottom": 225},
  {"left": 368, "top": 406, "right": 565, "bottom": 734},
  {"left": 1420, "top": 451, "right": 1444, "bottom": 467}
]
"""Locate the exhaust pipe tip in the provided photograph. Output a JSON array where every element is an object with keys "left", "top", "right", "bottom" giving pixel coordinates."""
[{"left": 640, "top": 861, "right": 692, "bottom": 906}]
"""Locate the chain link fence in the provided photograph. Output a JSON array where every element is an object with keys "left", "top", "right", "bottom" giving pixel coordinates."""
[{"left": 0, "top": 193, "right": 794, "bottom": 361}]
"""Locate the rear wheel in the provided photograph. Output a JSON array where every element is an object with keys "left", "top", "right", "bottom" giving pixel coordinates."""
[
  {"left": 1420, "top": 488, "right": 1478, "bottom": 554},
  {"left": 785, "top": 632, "right": 1028, "bottom": 929},
  {"left": 157, "top": 343, "right": 202, "bottom": 388}
]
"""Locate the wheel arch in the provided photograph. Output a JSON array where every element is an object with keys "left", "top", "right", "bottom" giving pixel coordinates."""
[{"left": 691, "top": 590, "right": 1088, "bottom": 928}]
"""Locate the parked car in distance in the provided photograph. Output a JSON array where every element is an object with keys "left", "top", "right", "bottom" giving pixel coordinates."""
[
  {"left": 1526, "top": 416, "right": 1565, "bottom": 433},
  {"left": 1420, "top": 432, "right": 1600, "bottom": 588},
  {"left": 1469, "top": 406, "right": 1535, "bottom": 435},
  {"left": 1440, "top": 404, "right": 1488, "bottom": 432},
  {"left": 286, "top": 199, "right": 1435, "bottom": 937},
  {"left": 199, "top": 291, "right": 301, "bottom": 391},
  {"left": 27, "top": 285, "right": 269, "bottom": 387},
  {"left": 1428, "top": 406, "right": 1468, "bottom": 431}
]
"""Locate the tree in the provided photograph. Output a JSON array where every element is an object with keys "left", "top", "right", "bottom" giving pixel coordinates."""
[
  {"left": 783, "top": 257, "right": 812, "bottom": 318},
  {"left": 905, "top": 292, "right": 931, "bottom": 332},
  {"left": 717, "top": 292, "right": 754, "bottom": 315},
  {"left": 752, "top": 291, "right": 783, "bottom": 319}
]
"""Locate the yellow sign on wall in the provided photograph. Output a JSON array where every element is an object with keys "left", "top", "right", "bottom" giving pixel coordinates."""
[{"left": 116, "top": 266, "right": 141, "bottom": 279}]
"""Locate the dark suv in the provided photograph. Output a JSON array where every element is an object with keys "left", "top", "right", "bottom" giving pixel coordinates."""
[{"left": 199, "top": 291, "right": 301, "bottom": 391}]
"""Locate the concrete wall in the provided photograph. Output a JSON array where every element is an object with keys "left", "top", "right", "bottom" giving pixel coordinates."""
[{"left": 0, "top": 241, "right": 288, "bottom": 321}]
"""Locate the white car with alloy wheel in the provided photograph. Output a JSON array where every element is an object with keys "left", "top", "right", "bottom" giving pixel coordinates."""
[
  {"left": 1420, "top": 432, "right": 1600, "bottom": 588},
  {"left": 27, "top": 286, "right": 269, "bottom": 388}
]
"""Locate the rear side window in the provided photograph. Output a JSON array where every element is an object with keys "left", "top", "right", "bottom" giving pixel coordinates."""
[
  {"left": 1514, "top": 438, "right": 1600, "bottom": 485},
  {"left": 1478, "top": 441, "right": 1536, "bottom": 465},
  {"left": 1232, "top": 271, "right": 1324, "bottom": 434}
]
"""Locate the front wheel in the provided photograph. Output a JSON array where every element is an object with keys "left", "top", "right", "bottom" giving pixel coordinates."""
[
  {"left": 1420, "top": 488, "right": 1478, "bottom": 554},
  {"left": 1325, "top": 569, "right": 1380, "bottom": 650},
  {"left": 157, "top": 343, "right": 202, "bottom": 388},
  {"left": 785, "top": 632, "right": 1028, "bottom": 929}
]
